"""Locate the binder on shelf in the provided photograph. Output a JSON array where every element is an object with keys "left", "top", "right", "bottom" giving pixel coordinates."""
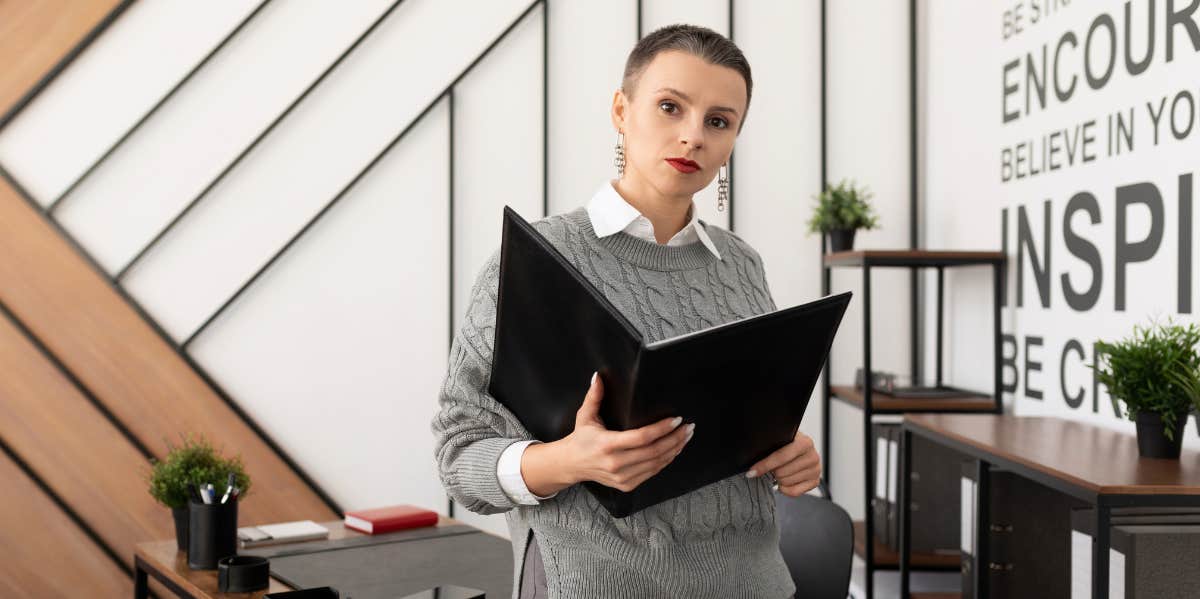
[
  {"left": 965, "top": 468, "right": 1086, "bottom": 599},
  {"left": 1070, "top": 507, "right": 1200, "bottom": 599},
  {"left": 487, "top": 206, "right": 853, "bottom": 518},
  {"left": 870, "top": 423, "right": 894, "bottom": 548},
  {"left": 908, "top": 434, "right": 962, "bottom": 555},
  {"left": 886, "top": 425, "right": 899, "bottom": 549},
  {"left": 960, "top": 460, "right": 978, "bottom": 599},
  {"left": 1109, "top": 524, "right": 1200, "bottom": 598}
]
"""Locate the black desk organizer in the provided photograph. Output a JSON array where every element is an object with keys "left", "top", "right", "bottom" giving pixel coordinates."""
[{"left": 820, "top": 249, "right": 1006, "bottom": 598}]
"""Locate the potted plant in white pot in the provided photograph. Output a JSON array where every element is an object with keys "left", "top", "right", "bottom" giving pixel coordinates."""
[
  {"left": 1090, "top": 317, "right": 1200, "bottom": 459},
  {"left": 806, "top": 178, "right": 880, "bottom": 252}
]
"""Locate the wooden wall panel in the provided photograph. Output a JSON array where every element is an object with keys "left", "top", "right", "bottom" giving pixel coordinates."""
[
  {"left": 0, "top": 447, "right": 129, "bottom": 597},
  {"left": 0, "top": 1, "right": 334, "bottom": 596},
  {"left": 0, "top": 306, "right": 172, "bottom": 563},
  {"left": 0, "top": 178, "right": 338, "bottom": 526},
  {"left": 0, "top": 0, "right": 123, "bottom": 120}
]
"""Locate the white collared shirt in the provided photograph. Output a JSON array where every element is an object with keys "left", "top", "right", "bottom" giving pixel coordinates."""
[
  {"left": 586, "top": 178, "right": 722, "bottom": 259},
  {"left": 495, "top": 179, "right": 721, "bottom": 505}
]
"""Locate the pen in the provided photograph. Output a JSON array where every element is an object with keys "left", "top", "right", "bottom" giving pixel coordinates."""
[{"left": 220, "top": 472, "right": 235, "bottom": 503}]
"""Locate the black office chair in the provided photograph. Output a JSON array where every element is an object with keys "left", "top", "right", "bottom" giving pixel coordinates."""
[{"left": 775, "top": 478, "right": 853, "bottom": 599}]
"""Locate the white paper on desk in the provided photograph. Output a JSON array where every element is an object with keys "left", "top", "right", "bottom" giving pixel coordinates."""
[
  {"left": 256, "top": 520, "right": 329, "bottom": 540},
  {"left": 960, "top": 477, "right": 974, "bottom": 556},
  {"left": 1110, "top": 548, "right": 1126, "bottom": 599},
  {"left": 1071, "top": 530, "right": 1091, "bottom": 599},
  {"left": 875, "top": 438, "right": 888, "bottom": 500},
  {"left": 887, "top": 439, "right": 899, "bottom": 502}
]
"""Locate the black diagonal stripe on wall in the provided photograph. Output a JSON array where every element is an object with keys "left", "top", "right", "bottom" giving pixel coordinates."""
[
  {"left": 0, "top": 0, "right": 135, "bottom": 132},
  {"left": 183, "top": 0, "right": 544, "bottom": 349},
  {"left": 0, "top": 164, "right": 343, "bottom": 518},
  {"left": 0, "top": 297, "right": 155, "bottom": 461},
  {"left": 113, "top": 0, "right": 411, "bottom": 280},
  {"left": 0, "top": 436, "right": 132, "bottom": 580},
  {"left": 46, "top": 0, "right": 273, "bottom": 213}
]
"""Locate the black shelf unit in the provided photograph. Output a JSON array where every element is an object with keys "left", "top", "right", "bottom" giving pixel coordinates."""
[{"left": 819, "top": 249, "right": 1006, "bottom": 599}]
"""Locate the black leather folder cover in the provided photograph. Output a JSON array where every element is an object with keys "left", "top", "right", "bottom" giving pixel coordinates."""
[{"left": 487, "top": 206, "right": 852, "bottom": 518}]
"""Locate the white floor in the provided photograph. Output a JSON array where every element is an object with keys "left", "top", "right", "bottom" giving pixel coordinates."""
[{"left": 846, "top": 556, "right": 961, "bottom": 599}]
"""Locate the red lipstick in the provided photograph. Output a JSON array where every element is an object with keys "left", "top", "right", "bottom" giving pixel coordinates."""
[{"left": 666, "top": 157, "right": 700, "bottom": 173}]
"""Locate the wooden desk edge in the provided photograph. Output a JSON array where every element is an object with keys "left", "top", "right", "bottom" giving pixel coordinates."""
[{"left": 902, "top": 414, "right": 1200, "bottom": 496}]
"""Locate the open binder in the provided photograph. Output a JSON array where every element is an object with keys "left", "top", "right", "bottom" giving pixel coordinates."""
[{"left": 487, "top": 206, "right": 851, "bottom": 518}]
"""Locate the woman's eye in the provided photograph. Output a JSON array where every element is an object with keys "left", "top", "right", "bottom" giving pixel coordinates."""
[
  {"left": 659, "top": 101, "right": 677, "bottom": 114},
  {"left": 709, "top": 117, "right": 728, "bottom": 129}
]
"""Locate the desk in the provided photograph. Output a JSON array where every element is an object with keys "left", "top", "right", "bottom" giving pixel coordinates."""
[
  {"left": 897, "top": 414, "right": 1200, "bottom": 599},
  {"left": 134, "top": 515, "right": 492, "bottom": 598}
]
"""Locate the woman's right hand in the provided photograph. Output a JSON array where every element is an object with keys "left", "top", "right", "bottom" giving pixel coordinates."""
[{"left": 521, "top": 372, "right": 695, "bottom": 496}]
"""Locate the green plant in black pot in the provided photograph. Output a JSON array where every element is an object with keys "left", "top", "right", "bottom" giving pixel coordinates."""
[
  {"left": 143, "top": 433, "right": 252, "bottom": 550},
  {"left": 1168, "top": 356, "right": 1200, "bottom": 443},
  {"left": 806, "top": 178, "right": 880, "bottom": 252},
  {"left": 1090, "top": 317, "right": 1200, "bottom": 459}
]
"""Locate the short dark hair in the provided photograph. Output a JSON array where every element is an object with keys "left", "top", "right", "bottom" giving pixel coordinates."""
[{"left": 621, "top": 24, "right": 753, "bottom": 133}]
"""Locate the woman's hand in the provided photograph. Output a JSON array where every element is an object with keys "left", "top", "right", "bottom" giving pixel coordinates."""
[
  {"left": 522, "top": 371, "right": 694, "bottom": 496},
  {"left": 746, "top": 429, "right": 821, "bottom": 497}
]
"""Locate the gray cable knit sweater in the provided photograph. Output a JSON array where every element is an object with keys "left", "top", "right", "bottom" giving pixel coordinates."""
[{"left": 431, "top": 206, "right": 796, "bottom": 599}]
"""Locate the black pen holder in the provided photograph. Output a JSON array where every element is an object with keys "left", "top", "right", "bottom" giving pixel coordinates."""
[{"left": 187, "top": 496, "right": 238, "bottom": 570}]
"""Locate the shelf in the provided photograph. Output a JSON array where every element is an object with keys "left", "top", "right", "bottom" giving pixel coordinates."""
[
  {"left": 831, "top": 384, "right": 996, "bottom": 413},
  {"left": 852, "top": 521, "right": 961, "bottom": 570},
  {"left": 823, "top": 249, "right": 1004, "bottom": 268},
  {"left": 911, "top": 594, "right": 961, "bottom": 599}
]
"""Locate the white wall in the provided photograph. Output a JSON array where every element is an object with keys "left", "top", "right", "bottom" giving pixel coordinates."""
[{"left": 920, "top": 0, "right": 1200, "bottom": 452}]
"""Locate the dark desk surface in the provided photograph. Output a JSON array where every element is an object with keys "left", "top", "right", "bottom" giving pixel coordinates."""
[
  {"left": 134, "top": 515, "right": 483, "bottom": 598},
  {"left": 905, "top": 413, "right": 1200, "bottom": 495}
]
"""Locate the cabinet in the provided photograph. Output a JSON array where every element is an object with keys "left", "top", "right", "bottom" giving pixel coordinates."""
[{"left": 820, "top": 250, "right": 1005, "bottom": 598}]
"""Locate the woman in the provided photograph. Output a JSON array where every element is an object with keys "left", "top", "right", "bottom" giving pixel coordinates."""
[{"left": 432, "top": 24, "right": 820, "bottom": 599}]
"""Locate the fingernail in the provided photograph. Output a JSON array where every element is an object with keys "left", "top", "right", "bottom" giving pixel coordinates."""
[
  {"left": 746, "top": 469, "right": 758, "bottom": 478},
  {"left": 591, "top": 371, "right": 597, "bottom": 386},
  {"left": 670, "top": 416, "right": 682, "bottom": 428},
  {"left": 685, "top": 426, "right": 695, "bottom": 442}
]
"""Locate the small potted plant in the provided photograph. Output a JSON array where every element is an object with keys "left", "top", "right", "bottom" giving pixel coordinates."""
[
  {"left": 806, "top": 178, "right": 880, "bottom": 252},
  {"left": 143, "top": 433, "right": 252, "bottom": 550},
  {"left": 1090, "top": 317, "right": 1200, "bottom": 459}
]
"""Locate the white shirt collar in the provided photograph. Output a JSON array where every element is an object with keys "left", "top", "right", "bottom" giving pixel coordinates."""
[{"left": 585, "top": 179, "right": 722, "bottom": 260}]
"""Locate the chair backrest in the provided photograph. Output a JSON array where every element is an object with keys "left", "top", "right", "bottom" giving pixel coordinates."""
[{"left": 775, "top": 479, "right": 853, "bottom": 599}]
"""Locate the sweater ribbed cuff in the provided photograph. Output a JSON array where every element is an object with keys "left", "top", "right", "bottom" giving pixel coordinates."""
[{"left": 456, "top": 436, "right": 525, "bottom": 511}]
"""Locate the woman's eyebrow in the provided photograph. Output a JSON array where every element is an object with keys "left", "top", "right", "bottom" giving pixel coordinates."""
[{"left": 654, "top": 87, "right": 740, "bottom": 116}]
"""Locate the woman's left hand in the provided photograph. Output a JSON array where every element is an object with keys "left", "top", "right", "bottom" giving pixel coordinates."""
[{"left": 746, "top": 430, "right": 821, "bottom": 497}]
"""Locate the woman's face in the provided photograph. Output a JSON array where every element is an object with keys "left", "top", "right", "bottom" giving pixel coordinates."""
[{"left": 612, "top": 50, "right": 747, "bottom": 201}]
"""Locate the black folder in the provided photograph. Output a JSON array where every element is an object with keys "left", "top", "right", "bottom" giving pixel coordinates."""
[{"left": 486, "top": 206, "right": 851, "bottom": 518}]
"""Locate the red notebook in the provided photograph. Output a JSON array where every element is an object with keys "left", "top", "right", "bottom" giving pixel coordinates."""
[{"left": 343, "top": 504, "right": 439, "bottom": 535}]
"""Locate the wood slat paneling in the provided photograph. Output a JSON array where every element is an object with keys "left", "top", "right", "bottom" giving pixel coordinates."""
[
  {"left": 0, "top": 0, "right": 123, "bottom": 121},
  {"left": 0, "top": 305, "right": 172, "bottom": 563},
  {"left": 0, "top": 175, "right": 338, "bottom": 527},
  {"left": 0, "top": 447, "right": 130, "bottom": 597},
  {"left": 0, "top": 1, "right": 333, "bottom": 596}
]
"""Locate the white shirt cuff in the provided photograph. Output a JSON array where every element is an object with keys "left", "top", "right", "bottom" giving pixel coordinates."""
[{"left": 497, "top": 440, "right": 557, "bottom": 505}]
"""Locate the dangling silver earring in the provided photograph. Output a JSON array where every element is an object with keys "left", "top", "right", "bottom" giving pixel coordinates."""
[
  {"left": 717, "top": 163, "right": 729, "bottom": 212},
  {"left": 614, "top": 131, "right": 626, "bottom": 177}
]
